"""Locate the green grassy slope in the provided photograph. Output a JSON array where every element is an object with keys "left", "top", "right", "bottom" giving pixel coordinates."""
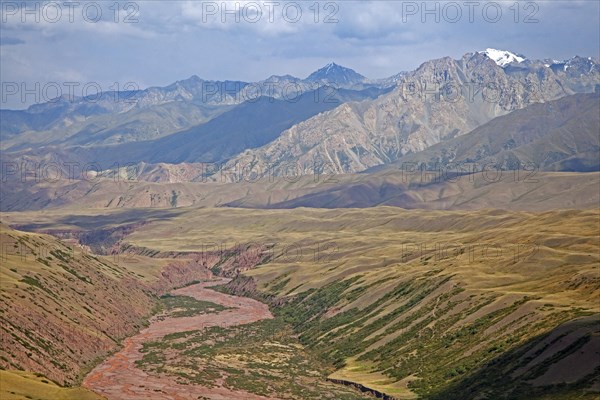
[{"left": 123, "top": 206, "right": 600, "bottom": 399}]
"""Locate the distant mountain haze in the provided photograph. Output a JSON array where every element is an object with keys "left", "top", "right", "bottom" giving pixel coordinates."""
[{"left": 1, "top": 49, "right": 598, "bottom": 184}]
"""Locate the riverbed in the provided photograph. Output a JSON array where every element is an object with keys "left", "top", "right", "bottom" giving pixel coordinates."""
[{"left": 83, "top": 279, "right": 278, "bottom": 400}]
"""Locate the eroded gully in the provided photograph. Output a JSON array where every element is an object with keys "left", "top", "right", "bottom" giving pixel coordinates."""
[{"left": 83, "top": 278, "right": 280, "bottom": 400}]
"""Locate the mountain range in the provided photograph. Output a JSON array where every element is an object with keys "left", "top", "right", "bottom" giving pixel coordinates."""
[
  {"left": 1, "top": 49, "right": 599, "bottom": 210},
  {"left": 2, "top": 50, "right": 598, "bottom": 163},
  {"left": 219, "top": 53, "right": 599, "bottom": 181}
]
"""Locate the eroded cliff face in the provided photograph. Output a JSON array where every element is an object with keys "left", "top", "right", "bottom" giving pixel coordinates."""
[
  {"left": 123, "top": 242, "right": 273, "bottom": 294},
  {"left": 218, "top": 274, "right": 290, "bottom": 308},
  {"left": 123, "top": 238, "right": 271, "bottom": 270}
]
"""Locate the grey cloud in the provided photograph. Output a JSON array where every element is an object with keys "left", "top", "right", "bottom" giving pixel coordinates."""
[
  {"left": 0, "top": 0, "right": 598, "bottom": 109},
  {"left": 0, "top": 37, "right": 25, "bottom": 46}
]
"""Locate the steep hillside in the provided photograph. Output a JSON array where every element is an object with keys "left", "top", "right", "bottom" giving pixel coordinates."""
[
  {"left": 113, "top": 86, "right": 386, "bottom": 164},
  {"left": 0, "top": 223, "right": 156, "bottom": 385},
  {"left": 380, "top": 93, "right": 600, "bottom": 173},
  {"left": 2, "top": 205, "right": 598, "bottom": 398},
  {"left": 220, "top": 54, "right": 599, "bottom": 180},
  {"left": 3, "top": 85, "right": 389, "bottom": 168},
  {"left": 1, "top": 100, "right": 231, "bottom": 150}
]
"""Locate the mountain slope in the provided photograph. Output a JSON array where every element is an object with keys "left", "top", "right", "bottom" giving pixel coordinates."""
[
  {"left": 0, "top": 223, "right": 156, "bottom": 385},
  {"left": 219, "top": 53, "right": 600, "bottom": 180},
  {"left": 9, "top": 85, "right": 390, "bottom": 167},
  {"left": 2, "top": 101, "right": 231, "bottom": 150},
  {"left": 0, "top": 76, "right": 250, "bottom": 148},
  {"left": 131, "top": 86, "right": 388, "bottom": 164},
  {"left": 377, "top": 92, "right": 600, "bottom": 173},
  {"left": 1, "top": 64, "right": 385, "bottom": 151}
]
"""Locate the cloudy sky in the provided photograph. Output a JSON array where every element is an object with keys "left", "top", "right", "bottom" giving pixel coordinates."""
[{"left": 1, "top": 0, "right": 599, "bottom": 109}]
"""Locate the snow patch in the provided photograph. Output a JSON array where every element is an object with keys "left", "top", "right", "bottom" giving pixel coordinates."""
[{"left": 480, "top": 48, "right": 525, "bottom": 67}]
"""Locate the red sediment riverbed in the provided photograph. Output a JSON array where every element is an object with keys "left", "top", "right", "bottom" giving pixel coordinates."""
[{"left": 83, "top": 279, "right": 279, "bottom": 400}]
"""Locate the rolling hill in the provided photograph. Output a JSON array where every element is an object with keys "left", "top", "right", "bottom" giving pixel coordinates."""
[
  {"left": 3, "top": 205, "right": 597, "bottom": 399},
  {"left": 123, "top": 206, "right": 600, "bottom": 399}
]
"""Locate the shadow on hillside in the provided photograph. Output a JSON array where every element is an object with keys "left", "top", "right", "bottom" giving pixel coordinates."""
[
  {"left": 429, "top": 315, "right": 600, "bottom": 400},
  {"left": 12, "top": 207, "right": 186, "bottom": 232}
]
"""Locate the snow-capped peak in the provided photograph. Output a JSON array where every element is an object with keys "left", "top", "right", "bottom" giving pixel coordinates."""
[
  {"left": 480, "top": 48, "right": 526, "bottom": 67},
  {"left": 325, "top": 62, "right": 337, "bottom": 73}
]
